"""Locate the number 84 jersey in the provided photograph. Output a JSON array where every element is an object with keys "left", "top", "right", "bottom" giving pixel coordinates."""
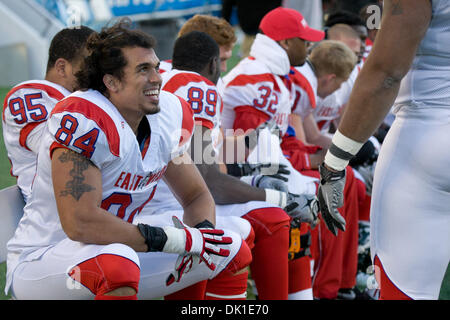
[{"left": 7, "top": 89, "right": 194, "bottom": 272}]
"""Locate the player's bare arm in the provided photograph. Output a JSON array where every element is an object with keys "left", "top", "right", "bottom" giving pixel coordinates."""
[
  {"left": 191, "top": 125, "right": 266, "bottom": 204},
  {"left": 289, "top": 113, "right": 327, "bottom": 168},
  {"left": 337, "top": 0, "right": 432, "bottom": 143},
  {"left": 303, "top": 112, "right": 332, "bottom": 149},
  {"left": 52, "top": 147, "right": 148, "bottom": 252},
  {"left": 163, "top": 151, "right": 216, "bottom": 227},
  {"left": 288, "top": 113, "right": 308, "bottom": 143}
]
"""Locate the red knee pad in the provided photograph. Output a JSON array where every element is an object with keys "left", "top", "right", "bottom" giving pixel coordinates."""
[
  {"left": 245, "top": 225, "right": 256, "bottom": 251},
  {"left": 374, "top": 256, "right": 412, "bottom": 300},
  {"left": 206, "top": 270, "right": 249, "bottom": 300},
  {"left": 224, "top": 239, "right": 253, "bottom": 274},
  {"left": 69, "top": 253, "right": 140, "bottom": 296},
  {"left": 243, "top": 207, "right": 290, "bottom": 238}
]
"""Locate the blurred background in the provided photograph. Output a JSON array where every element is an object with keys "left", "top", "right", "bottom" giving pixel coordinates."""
[{"left": 0, "top": 0, "right": 382, "bottom": 87}]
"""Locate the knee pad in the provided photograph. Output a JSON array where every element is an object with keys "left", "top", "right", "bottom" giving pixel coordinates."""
[
  {"left": 217, "top": 216, "right": 255, "bottom": 250},
  {"left": 69, "top": 253, "right": 140, "bottom": 296},
  {"left": 223, "top": 239, "right": 252, "bottom": 274},
  {"left": 243, "top": 207, "right": 290, "bottom": 237},
  {"left": 206, "top": 269, "right": 249, "bottom": 300}
]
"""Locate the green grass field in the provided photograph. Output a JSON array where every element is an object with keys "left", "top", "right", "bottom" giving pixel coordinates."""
[{"left": 0, "top": 74, "right": 448, "bottom": 300}]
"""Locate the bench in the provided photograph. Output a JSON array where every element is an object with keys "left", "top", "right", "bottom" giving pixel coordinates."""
[{"left": 0, "top": 185, "right": 25, "bottom": 264}]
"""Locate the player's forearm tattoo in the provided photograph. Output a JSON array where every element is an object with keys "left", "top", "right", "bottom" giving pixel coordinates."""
[
  {"left": 58, "top": 150, "right": 95, "bottom": 201},
  {"left": 391, "top": 0, "right": 403, "bottom": 15},
  {"left": 382, "top": 76, "right": 400, "bottom": 89}
]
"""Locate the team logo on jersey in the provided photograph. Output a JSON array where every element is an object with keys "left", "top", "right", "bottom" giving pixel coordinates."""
[{"left": 114, "top": 166, "right": 167, "bottom": 191}]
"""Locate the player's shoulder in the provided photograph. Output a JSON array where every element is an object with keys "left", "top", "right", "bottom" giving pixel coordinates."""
[
  {"left": 290, "top": 64, "right": 317, "bottom": 108},
  {"left": 3, "top": 80, "right": 71, "bottom": 123},
  {"left": 153, "top": 90, "right": 194, "bottom": 150},
  {"left": 49, "top": 89, "right": 122, "bottom": 158},
  {"left": 159, "top": 59, "right": 173, "bottom": 74},
  {"left": 223, "top": 57, "right": 273, "bottom": 86},
  {"left": 6, "top": 80, "right": 70, "bottom": 101},
  {"left": 162, "top": 69, "right": 214, "bottom": 92},
  {"left": 157, "top": 90, "right": 194, "bottom": 128},
  {"left": 52, "top": 89, "right": 121, "bottom": 122}
]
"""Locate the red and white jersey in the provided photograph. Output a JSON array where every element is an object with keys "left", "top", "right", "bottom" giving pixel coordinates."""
[
  {"left": 6, "top": 89, "right": 194, "bottom": 277},
  {"left": 221, "top": 34, "right": 292, "bottom": 135},
  {"left": 289, "top": 61, "right": 318, "bottom": 120},
  {"left": 2, "top": 80, "right": 70, "bottom": 202},
  {"left": 362, "top": 38, "right": 373, "bottom": 63},
  {"left": 146, "top": 69, "right": 222, "bottom": 213},
  {"left": 159, "top": 59, "right": 173, "bottom": 74},
  {"left": 314, "top": 65, "right": 360, "bottom": 134},
  {"left": 159, "top": 59, "right": 226, "bottom": 96},
  {"left": 162, "top": 69, "right": 222, "bottom": 132}
]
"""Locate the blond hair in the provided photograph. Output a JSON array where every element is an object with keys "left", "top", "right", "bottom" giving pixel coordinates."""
[
  {"left": 327, "top": 23, "right": 360, "bottom": 42},
  {"left": 309, "top": 40, "right": 357, "bottom": 79},
  {"left": 178, "top": 14, "right": 237, "bottom": 48}
]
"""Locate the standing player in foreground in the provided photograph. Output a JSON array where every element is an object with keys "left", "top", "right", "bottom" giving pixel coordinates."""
[
  {"left": 319, "top": 0, "right": 450, "bottom": 300},
  {"left": 2, "top": 26, "right": 94, "bottom": 202},
  {"left": 5, "top": 19, "right": 249, "bottom": 300}
]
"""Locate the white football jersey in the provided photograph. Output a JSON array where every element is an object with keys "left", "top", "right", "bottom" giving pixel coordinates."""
[
  {"left": 221, "top": 44, "right": 291, "bottom": 134},
  {"left": 2, "top": 80, "right": 70, "bottom": 202},
  {"left": 290, "top": 61, "right": 318, "bottom": 120},
  {"left": 6, "top": 89, "right": 194, "bottom": 286},
  {"left": 159, "top": 59, "right": 226, "bottom": 96},
  {"left": 396, "top": 0, "right": 450, "bottom": 107},
  {"left": 147, "top": 69, "right": 223, "bottom": 214},
  {"left": 314, "top": 65, "right": 360, "bottom": 134}
]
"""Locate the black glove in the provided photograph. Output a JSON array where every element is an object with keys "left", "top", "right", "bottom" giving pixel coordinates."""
[{"left": 227, "top": 162, "right": 290, "bottom": 177}]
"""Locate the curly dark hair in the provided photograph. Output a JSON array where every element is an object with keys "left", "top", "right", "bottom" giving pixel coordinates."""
[{"left": 76, "top": 18, "right": 156, "bottom": 95}]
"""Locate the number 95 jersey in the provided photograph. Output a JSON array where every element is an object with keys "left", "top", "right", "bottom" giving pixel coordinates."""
[
  {"left": 2, "top": 80, "right": 70, "bottom": 202},
  {"left": 6, "top": 89, "right": 194, "bottom": 274}
]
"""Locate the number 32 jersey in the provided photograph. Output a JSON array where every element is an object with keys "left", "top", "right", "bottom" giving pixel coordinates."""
[{"left": 6, "top": 89, "right": 194, "bottom": 276}]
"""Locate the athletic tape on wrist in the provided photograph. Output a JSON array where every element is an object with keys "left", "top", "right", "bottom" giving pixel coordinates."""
[
  {"left": 325, "top": 130, "right": 364, "bottom": 171},
  {"left": 162, "top": 226, "right": 186, "bottom": 254},
  {"left": 265, "top": 189, "right": 287, "bottom": 208}
]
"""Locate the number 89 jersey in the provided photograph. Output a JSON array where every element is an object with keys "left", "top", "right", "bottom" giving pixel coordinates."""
[
  {"left": 6, "top": 89, "right": 194, "bottom": 272},
  {"left": 162, "top": 69, "right": 221, "bottom": 131}
]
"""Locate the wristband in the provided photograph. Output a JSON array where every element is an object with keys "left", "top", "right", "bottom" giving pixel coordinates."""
[
  {"left": 265, "top": 189, "right": 288, "bottom": 208},
  {"left": 194, "top": 219, "right": 215, "bottom": 229},
  {"left": 137, "top": 224, "right": 168, "bottom": 252},
  {"left": 325, "top": 130, "right": 364, "bottom": 171}
]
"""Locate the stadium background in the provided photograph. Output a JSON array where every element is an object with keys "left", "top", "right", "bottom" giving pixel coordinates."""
[{"left": 0, "top": 0, "right": 448, "bottom": 300}]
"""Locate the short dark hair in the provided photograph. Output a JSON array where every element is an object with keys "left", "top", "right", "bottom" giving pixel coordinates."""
[
  {"left": 172, "top": 31, "right": 219, "bottom": 73},
  {"left": 76, "top": 18, "right": 156, "bottom": 95},
  {"left": 46, "top": 26, "right": 95, "bottom": 73},
  {"left": 325, "top": 10, "right": 365, "bottom": 28}
]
